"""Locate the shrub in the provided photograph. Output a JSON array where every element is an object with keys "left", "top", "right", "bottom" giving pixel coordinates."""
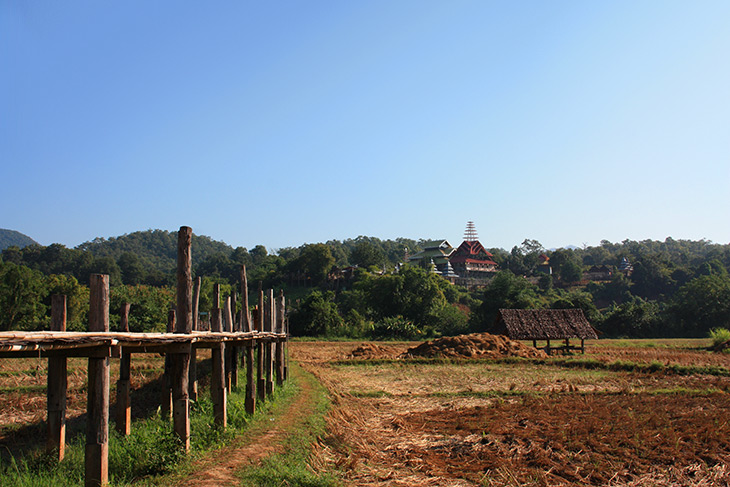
[{"left": 709, "top": 327, "right": 730, "bottom": 347}]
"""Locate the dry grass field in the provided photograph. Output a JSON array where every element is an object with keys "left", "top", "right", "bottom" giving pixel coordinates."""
[
  {"left": 294, "top": 339, "right": 730, "bottom": 486},
  {"left": 1, "top": 339, "right": 729, "bottom": 486}
]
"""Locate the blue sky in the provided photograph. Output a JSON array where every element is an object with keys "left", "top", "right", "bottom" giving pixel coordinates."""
[{"left": 2, "top": 1, "right": 729, "bottom": 252}]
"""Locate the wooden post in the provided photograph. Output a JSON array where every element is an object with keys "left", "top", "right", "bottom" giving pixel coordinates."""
[
  {"left": 581, "top": 338, "right": 585, "bottom": 354},
  {"left": 546, "top": 339, "right": 551, "bottom": 356},
  {"left": 189, "top": 276, "right": 201, "bottom": 401},
  {"left": 172, "top": 226, "right": 192, "bottom": 451},
  {"left": 240, "top": 265, "right": 250, "bottom": 332},
  {"left": 47, "top": 294, "right": 67, "bottom": 460},
  {"left": 161, "top": 309, "right": 175, "bottom": 418},
  {"left": 224, "top": 296, "right": 233, "bottom": 392},
  {"left": 257, "top": 283, "right": 265, "bottom": 401},
  {"left": 229, "top": 293, "right": 239, "bottom": 388},
  {"left": 266, "top": 289, "right": 275, "bottom": 394},
  {"left": 86, "top": 274, "right": 110, "bottom": 487},
  {"left": 275, "top": 290, "right": 285, "bottom": 386},
  {"left": 245, "top": 307, "right": 256, "bottom": 414},
  {"left": 211, "top": 308, "right": 227, "bottom": 428},
  {"left": 214, "top": 284, "right": 221, "bottom": 310},
  {"left": 284, "top": 297, "right": 289, "bottom": 382},
  {"left": 116, "top": 303, "right": 132, "bottom": 436}
]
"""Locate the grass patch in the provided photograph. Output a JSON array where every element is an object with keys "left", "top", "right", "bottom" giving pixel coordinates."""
[
  {"left": 0, "top": 385, "right": 47, "bottom": 393},
  {"left": 334, "top": 356, "right": 730, "bottom": 377},
  {"left": 237, "top": 364, "right": 340, "bottom": 487},
  {"left": 0, "top": 372, "right": 297, "bottom": 486}
]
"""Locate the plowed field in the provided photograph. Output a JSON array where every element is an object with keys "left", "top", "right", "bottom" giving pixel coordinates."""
[{"left": 293, "top": 339, "right": 730, "bottom": 486}]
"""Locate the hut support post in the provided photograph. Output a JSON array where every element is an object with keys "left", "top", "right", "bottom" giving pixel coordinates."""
[
  {"left": 116, "top": 303, "right": 132, "bottom": 436},
  {"left": 86, "top": 274, "right": 110, "bottom": 487},
  {"left": 546, "top": 339, "right": 551, "bottom": 356},
  {"left": 47, "top": 294, "right": 67, "bottom": 460},
  {"left": 581, "top": 338, "right": 585, "bottom": 354},
  {"left": 211, "top": 308, "right": 227, "bottom": 427},
  {"left": 172, "top": 226, "right": 192, "bottom": 451}
]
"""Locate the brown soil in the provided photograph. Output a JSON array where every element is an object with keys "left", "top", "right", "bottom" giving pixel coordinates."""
[
  {"left": 403, "top": 333, "right": 548, "bottom": 359},
  {"left": 349, "top": 343, "right": 400, "bottom": 360},
  {"left": 172, "top": 365, "right": 316, "bottom": 487},
  {"left": 291, "top": 341, "right": 730, "bottom": 486}
]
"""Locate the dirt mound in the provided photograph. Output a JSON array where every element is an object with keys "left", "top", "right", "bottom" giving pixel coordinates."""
[
  {"left": 349, "top": 343, "right": 397, "bottom": 360},
  {"left": 403, "top": 332, "right": 547, "bottom": 359}
]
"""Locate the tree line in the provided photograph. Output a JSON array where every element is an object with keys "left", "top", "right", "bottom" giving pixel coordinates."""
[{"left": 1, "top": 231, "right": 729, "bottom": 339}]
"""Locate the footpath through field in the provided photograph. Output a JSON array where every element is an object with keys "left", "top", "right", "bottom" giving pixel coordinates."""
[{"left": 172, "top": 364, "right": 319, "bottom": 487}]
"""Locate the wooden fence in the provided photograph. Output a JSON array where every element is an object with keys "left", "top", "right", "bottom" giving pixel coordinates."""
[{"left": 0, "top": 227, "right": 289, "bottom": 487}]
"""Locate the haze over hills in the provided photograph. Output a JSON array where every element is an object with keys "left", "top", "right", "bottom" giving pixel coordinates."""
[{"left": 0, "top": 229, "right": 38, "bottom": 252}]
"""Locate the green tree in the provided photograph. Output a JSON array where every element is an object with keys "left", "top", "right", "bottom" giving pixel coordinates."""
[
  {"left": 0, "top": 262, "right": 46, "bottom": 331},
  {"left": 471, "top": 271, "right": 541, "bottom": 332},
  {"left": 44, "top": 274, "right": 89, "bottom": 331},
  {"left": 350, "top": 240, "right": 385, "bottom": 269},
  {"left": 110, "top": 285, "right": 175, "bottom": 332},
  {"left": 288, "top": 290, "right": 343, "bottom": 336},
  {"left": 292, "top": 244, "right": 335, "bottom": 285},
  {"left": 551, "top": 290, "right": 599, "bottom": 323},
  {"left": 600, "top": 298, "right": 665, "bottom": 338},
  {"left": 669, "top": 274, "right": 730, "bottom": 336}
]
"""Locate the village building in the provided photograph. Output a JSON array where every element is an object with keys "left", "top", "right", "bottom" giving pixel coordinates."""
[
  {"left": 536, "top": 254, "right": 552, "bottom": 275},
  {"left": 449, "top": 222, "right": 499, "bottom": 287},
  {"left": 407, "top": 240, "right": 455, "bottom": 274}
]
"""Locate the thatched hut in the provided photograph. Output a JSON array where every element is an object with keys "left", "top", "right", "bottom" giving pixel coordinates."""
[{"left": 494, "top": 309, "right": 598, "bottom": 355}]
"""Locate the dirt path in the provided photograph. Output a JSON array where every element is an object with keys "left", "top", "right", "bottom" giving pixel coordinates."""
[{"left": 174, "top": 365, "right": 316, "bottom": 487}]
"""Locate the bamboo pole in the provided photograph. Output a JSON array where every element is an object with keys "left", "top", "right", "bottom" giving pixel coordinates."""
[
  {"left": 86, "top": 274, "right": 110, "bottom": 487},
  {"left": 172, "top": 226, "right": 192, "bottom": 451},
  {"left": 210, "top": 308, "right": 227, "bottom": 428},
  {"left": 47, "top": 294, "right": 67, "bottom": 460},
  {"left": 115, "top": 303, "right": 132, "bottom": 436}
]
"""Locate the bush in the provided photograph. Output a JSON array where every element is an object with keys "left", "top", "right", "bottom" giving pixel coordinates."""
[
  {"left": 709, "top": 327, "right": 730, "bottom": 347},
  {"left": 370, "top": 316, "right": 421, "bottom": 340}
]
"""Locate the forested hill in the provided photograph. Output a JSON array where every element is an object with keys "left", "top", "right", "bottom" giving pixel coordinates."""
[
  {"left": 77, "top": 230, "right": 235, "bottom": 273},
  {"left": 0, "top": 229, "right": 38, "bottom": 251},
  {"left": 1, "top": 229, "right": 426, "bottom": 287}
]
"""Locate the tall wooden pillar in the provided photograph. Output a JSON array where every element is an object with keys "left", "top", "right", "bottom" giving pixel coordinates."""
[
  {"left": 86, "top": 274, "right": 110, "bottom": 487},
  {"left": 211, "top": 308, "right": 227, "bottom": 427},
  {"left": 266, "top": 289, "right": 274, "bottom": 395},
  {"left": 47, "top": 294, "right": 67, "bottom": 460},
  {"left": 172, "top": 226, "right": 192, "bottom": 451},
  {"left": 224, "top": 296, "right": 233, "bottom": 392},
  {"left": 189, "top": 276, "right": 201, "bottom": 401},
  {"left": 116, "top": 303, "right": 132, "bottom": 435},
  {"left": 240, "top": 265, "right": 251, "bottom": 332},
  {"left": 275, "top": 290, "right": 285, "bottom": 386},
  {"left": 161, "top": 309, "right": 175, "bottom": 418},
  {"left": 229, "top": 290, "right": 239, "bottom": 388},
  {"left": 256, "top": 284, "right": 265, "bottom": 401}
]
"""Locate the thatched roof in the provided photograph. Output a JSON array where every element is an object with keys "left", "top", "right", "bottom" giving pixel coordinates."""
[{"left": 494, "top": 309, "right": 598, "bottom": 340}]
